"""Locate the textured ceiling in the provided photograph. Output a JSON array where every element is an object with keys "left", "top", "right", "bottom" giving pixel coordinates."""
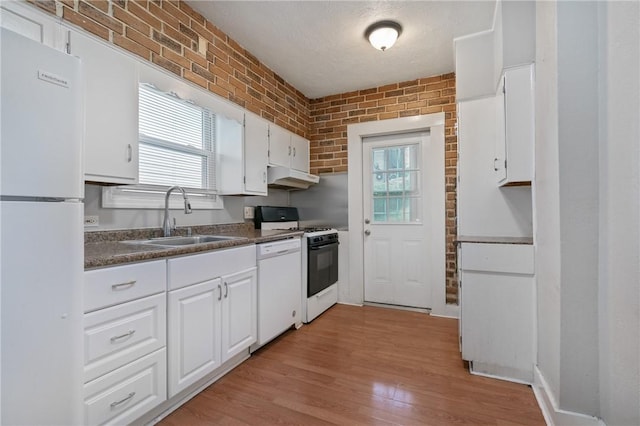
[{"left": 185, "top": 1, "right": 496, "bottom": 99}]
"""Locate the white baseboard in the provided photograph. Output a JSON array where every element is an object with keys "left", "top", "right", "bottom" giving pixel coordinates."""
[
  {"left": 532, "top": 366, "right": 603, "bottom": 426},
  {"left": 430, "top": 303, "right": 459, "bottom": 319}
]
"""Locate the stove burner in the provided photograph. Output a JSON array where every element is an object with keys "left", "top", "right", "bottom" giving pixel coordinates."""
[
  {"left": 302, "top": 227, "right": 332, "bottom": 232},
  {"left": 287, "top": 226, "right": 333, "bottom": 233}
]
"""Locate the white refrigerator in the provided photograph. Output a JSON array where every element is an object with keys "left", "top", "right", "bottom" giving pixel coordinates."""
[{"left": 1, "top": 28, "right": 84, "bottom": 425}]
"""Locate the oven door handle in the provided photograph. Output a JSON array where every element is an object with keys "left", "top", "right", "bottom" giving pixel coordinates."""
[{"left": 309, "top": 242, "right": 339, "bottom": 250}]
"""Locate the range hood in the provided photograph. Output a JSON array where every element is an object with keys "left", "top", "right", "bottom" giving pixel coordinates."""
[{"left": 267, "top": 166, "right": 320, "bottom": 189}]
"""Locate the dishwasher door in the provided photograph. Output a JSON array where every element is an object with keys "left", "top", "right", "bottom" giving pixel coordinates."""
[{"left": 254, "top": 238, "right": 302, "bottom": 349}]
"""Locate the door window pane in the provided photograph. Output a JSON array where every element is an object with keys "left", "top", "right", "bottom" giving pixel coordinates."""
[{"left": 370, "top": 144, "right": 421, "bottom": 224}]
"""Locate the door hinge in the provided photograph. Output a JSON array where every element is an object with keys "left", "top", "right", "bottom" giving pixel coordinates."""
[
  {"left": 459, "top": 279, "right": 462, "bottom": 289},
  {"left": 459, "top": 335, "right": 462, "bottom": 346},
  {"left": 243, "top": 176, "right": 246, "bottom": 184}
]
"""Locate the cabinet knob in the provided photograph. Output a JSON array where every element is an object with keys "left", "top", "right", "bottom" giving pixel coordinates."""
[{"left": 364, "top": 229, "right": 371, "bottom": 236}]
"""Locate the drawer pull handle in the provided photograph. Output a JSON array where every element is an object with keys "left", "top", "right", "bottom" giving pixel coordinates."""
[
  {"left": 110, "top": 329, "right": 135, "bottom": 343},
  {"left": 111, "top": 280, "right": 136, "bottom": 290},
  {"left": 110, "top": 392, "right": 135, "bottom": 409}
]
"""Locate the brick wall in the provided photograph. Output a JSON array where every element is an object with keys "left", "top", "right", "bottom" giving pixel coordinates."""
[
  {"left": 26, "top": 0, "right": 459, "bottom": 304},
  {"left": 309, "top": 75, "right": 459, "bottom": 303},
  {"left": 27, "top": 0, "right": 309, "bottom": 137}
]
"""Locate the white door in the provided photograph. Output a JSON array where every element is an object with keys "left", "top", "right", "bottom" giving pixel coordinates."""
[
  {"left": 167, "top": 278, "right": 222, "bottom": 397},
  {"left": 221, "top": 268, "right": 257, "bottom": 362},
  {"left": 362, "top": 132, "right": 437, "bottom": 309}
]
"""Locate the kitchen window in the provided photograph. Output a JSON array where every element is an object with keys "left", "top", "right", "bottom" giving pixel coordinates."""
[{"left": 103, "top": 83, "right": 224, "bottom": 210}]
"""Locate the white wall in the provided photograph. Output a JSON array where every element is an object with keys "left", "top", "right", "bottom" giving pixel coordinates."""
[
  {"left": 535, "top": 1, "right": 640, "bottom": 423},
  {"left": 597, "top": 1, "right": 640, "bottom": 424},
  {"left": 534, "top": 0, "right": 562, "bottom": 403},
  {"left": 556, "top": 1, "right": 601, "bottom": 414}
]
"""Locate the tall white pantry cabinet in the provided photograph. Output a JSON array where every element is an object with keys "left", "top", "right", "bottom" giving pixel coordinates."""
[{"left": 454, "top": 2, "right": 536, "bottom": 384}]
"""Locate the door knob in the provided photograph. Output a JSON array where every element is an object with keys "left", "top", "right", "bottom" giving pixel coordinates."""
[
  {"left": 364, "top": 218, "right": 370, "bottom": 224},
  {"left": 364, "top": 229, "right": 371, "bottom": 236}
]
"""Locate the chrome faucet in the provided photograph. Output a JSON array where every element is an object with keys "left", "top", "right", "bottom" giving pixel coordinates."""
[{"left": 163, "top": 186, "right": 192, "bottom": 237}]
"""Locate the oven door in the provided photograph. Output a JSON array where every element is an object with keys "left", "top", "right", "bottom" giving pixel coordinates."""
[{"left": 307, "top": 241, "right": 339, "bottom": 297}]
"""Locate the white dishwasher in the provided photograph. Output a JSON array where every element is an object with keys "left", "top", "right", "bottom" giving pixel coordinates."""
[{"left": 251, "top": 237, "right": 302, "bottom": 352}]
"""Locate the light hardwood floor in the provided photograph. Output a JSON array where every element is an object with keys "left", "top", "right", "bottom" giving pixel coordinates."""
[{"left": 159, "top": 304, "right": 545, "bottom": 425}]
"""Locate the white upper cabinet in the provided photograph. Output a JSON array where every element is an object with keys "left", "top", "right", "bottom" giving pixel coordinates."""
[
  {"left": 244, "top": 116, "right": 269, "bottom": 194},
  {"left": 495, "top": 64, "right": 534, "bottom": 186},
  {"left": 454, "top": 31, "right": 495, "bottom": 102},
  {"left": 68, "top": 28, "right": 139, "bottom": 184},
  {"left": 217, "top": 112, "right": 268, "bottom": 196},
  {"left": 0, "top": 2, "right": 64, "bottom": 50},
  {"left": 268, "top": 125, "right": 310, "bottom": 173},
  {"left": 268, "top": 125, "right": 292, "bottom": 168},
  {"left": 290, "top": 133, "right": 310, "bottom": 173}
]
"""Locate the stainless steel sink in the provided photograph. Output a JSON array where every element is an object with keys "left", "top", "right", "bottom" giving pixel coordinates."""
[{"left": 123, "top": 235, "right": 247, "bottom": 248}]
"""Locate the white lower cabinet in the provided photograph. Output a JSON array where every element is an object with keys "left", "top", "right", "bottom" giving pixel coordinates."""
[
  {"left": 83, "top": 262, "right": 168, "bottom": 425},
  {"left": 168, "top": 278, "right": 222, "bottom": 397},
  {"left": 221, "top": 268, "right": 258, "bottom": 361},
  {"left": 83, "top": 349, "right": 166, "bottom": 426},
  {"left": 83, "top": 245, "right": 259, "bottom": 422},
  {"left": 167, "top": 246, "right": 257, "bottom": 398},
  {"left": 459, "top": 242, "right": 535, "bottom": 383},
  {"left": 84, "top": 293, "right": 166, "bottom": 383}
]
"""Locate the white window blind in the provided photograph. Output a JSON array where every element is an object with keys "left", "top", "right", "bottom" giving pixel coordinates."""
[{"left": 138, "top": 83, "right": 217, "bottom": 191}]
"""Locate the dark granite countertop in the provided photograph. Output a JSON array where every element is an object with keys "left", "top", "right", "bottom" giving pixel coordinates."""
[
  {"left": 85, "top": 222, "right": 304, "bottom": 269},
  {"left": 455, "top": 235, "right": 534, "bottom": 245}
]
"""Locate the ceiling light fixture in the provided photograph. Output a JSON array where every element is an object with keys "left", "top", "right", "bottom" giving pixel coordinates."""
[{"left": 365, "top": 20, "right": 402, "bottom": 51}]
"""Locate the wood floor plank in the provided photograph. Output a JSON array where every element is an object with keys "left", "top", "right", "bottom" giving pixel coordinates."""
[{"left": 159, "top": 304, "right": 545, "bottom": 425}]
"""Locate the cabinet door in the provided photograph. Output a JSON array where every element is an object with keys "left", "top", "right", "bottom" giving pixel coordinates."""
[
  {"left": 290, "top": 133, "right": 310, "bottom": 173},
  {"left": 494, "top": 76, "right": 507, "bottom": 183},
  {"left": 69, "top": 29, "right": 139, "bottom": 184},
  {"left": 244, "top": 115, "right": 269, "bottom": 194},
  {"left": 221, "top": 267, "right": 257, "bottom": 363},
  {"left": 168, "top": 279, "right": 222, "bottom": 397},
  {"left": 503, "top": 65, "right": 534, "bottom": 184},
  {"left": 268, "top": 125, "right": 291, "bottom": 168}
]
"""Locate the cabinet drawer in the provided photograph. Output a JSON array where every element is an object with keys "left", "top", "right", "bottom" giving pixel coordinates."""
[
  {"left": 84, "top": 293, "right": 166, "bottom": 383},
  {"left": 168, "top": 245, "right": 255, "bottom": 290},
  {"left": 84, "top": 348, "right": 166, "bottom": 426},
  {"left": 85, "top": 260, "right": 166, "bottom": 312},
  {"left": 460, "top": 243, "right": 534, "bottom": 274}
]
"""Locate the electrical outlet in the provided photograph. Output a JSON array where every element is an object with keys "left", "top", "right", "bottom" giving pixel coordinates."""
[
  {"left": 243, "top": 206, "right": 254, "bottom": 219},
  {"left": 84, "top": 215, "right": 99, "bottom": 227}
]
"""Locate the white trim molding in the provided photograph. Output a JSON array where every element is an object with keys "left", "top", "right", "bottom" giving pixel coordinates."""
[
  {"left": 532, "top": 366, "right": 603, "bottom": 426},
  {"left": 347, "top": 113, "right": 454, "bottom": 318}
]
